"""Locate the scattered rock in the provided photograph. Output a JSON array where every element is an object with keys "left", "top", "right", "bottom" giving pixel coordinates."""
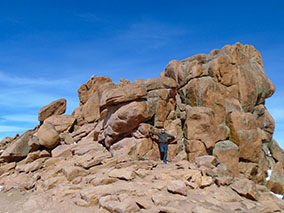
[
  {"left": 37, "top": 122, "right": 60, "bottom": 149},
  {"left": 231, "top": 178, "right": 259, "bottom": 201},
  {"left": 62, "top": 166, "right": 88, "bottom": 181},
  {"left": 44, "top": 115, "right": 76, "bottom": 132},
  {"left": 109, "top": 167, "right": 136, "bottom": 181},
  {"left": 51, "top": 144, "right": 73, "bottom": 158},
  {"left": 1, "top": 130, "right": 34, "bottom": 162},
  {"left": 167, "top": 180, "right": 187, "bottom": 196},
  {"left": 38, "top": 98, "right": 66, "bottom": 122},
  {"left": 213, "top": 140, "right": 240, "bottom": 176}
]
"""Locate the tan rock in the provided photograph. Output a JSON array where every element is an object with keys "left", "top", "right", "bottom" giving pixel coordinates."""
[
  {"left": 75, "top": 150, "right": 111, "bottom": 169},
  {"left": 216, "top": 124, "right": 230, "bottom": 142},
  {"left": 27, "top": 135, "right": 40, "bottom": 151},
  {"left": 38, "top": 98, "right": 66, "bottom": 122},
  {"left": 37, "top": 122, "right": 60, "bottom": 149},
  {"left": 72, "top": 123, "right": 97, "bottom": 139},
  {"left": 136, "top": 138, "right": 153, "bottom": 157},
  {"left": 44, "top": 115, "right": 75, "bottom": 132},
  {"left": 1, "top": 130, "right": 34, "bottom": 162},
  {"left": 135, "top": 196, "right": 153, "bottom": 210},
  {"left": 82, "top": 92, "right": 101, "bottom": 123},
  {"left": 185, "top": 139, "right": 207, "bottom": 162},
  {"left": 103, "top": 101, "right": 153, "bottom": 147},
  {"left": 90, "top": 177, "right": 118, "bottom": 186},
  {"left": 213, "top": 140, "right": 239, "bottom": 176},
  {"left": 132, "top": 123, "right": 153, "bottom": 139},
  {"left": 238, "top": 161, "right": 268, "bottom": 184},
  {"left": 227, "top": 111, "right": 262, "bottom": 162},
  {"left": 269, "top": 161, "right": 284, "bottom": 192},
  {"left": 164, "top": 119, "right": 183, "bottom": 141},
  {"left": 62, "top": 166, "right": 88, "bottom": 181},
  {"left": 100, "top": 83, "right": 147, "bottom": 107},
  {"left": 72, "top": 106, "right": 85, "bottom": 126},
  {"left": 254, "top": 105, "right": 275, "bottom": 142},
  {"left": 214, "top": 176, "right": 233, "bottom": 186},
  {"left": 200, "top": 176, "right": 213, "bottom": 188},
  {"left": 184, "top": 170, "right": 203, "bottom": 188},
  {"left": 0, "top": 162, "right": 16, "bottom": 175},
  {"left": 99, "top": 194, "right": 140, "bottom": 213},
  {"left": 151, "top": 192, "right": 187, "bottom": 206},
  {"left": 110, "top": 137, "right": 137, "bottom": 160},
  {"left": 78, "top": 75, "right": 112, "bottom": 105},
  {"left": 167, "top": 180, "right": 187, "bottom": 196},
  {"left": 134, "top": 77, "right": 177, "bottom": 91},
  {"left": 60, "top": 132, "right": 74, "bottom": 144},
  {"left": 146, "top": 88, "right": 176, "bottom": 127},
  {"left": 23, "top": 158, "right": 45, "bottom": 173},
  {"left": 72, "top": 140, "right": 106, "bottom": 156},
  {"left": 109, "top": 167, "right": 136, "bottom": 181},
  {"left": 51, "top": 144, "right": 73, "bottom": 158},
  {"left": 267, "top": 180, "right": 284, "bottom": 195},
  {"left": 184, "top": 106, "right": 217, "bottom": 149},
  {"left": 230, "top": 178, "right": 259, "bottom": 201},
  {"left": 162, "top": 59, "right": 186, "bottom": 87},
  {"left": 195, "top": 155, "right": 217, "bottom": 168},
  {"left": 25, "top": 150, "right": 48, "bottom": 163}
]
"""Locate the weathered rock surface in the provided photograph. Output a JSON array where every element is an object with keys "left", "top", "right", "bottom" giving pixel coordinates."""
[
  {"left": 44, "top": 115, "right": 76, "bottom": 133},
  {"left": 213, "top": 140, "right": 240, "bottom": 176},
  {"left": 1, "top": 130, "right": 34, "bottom": 162},
  {"left": 38, "top": 98, "right": 66, "bottom": 122},
  {"left": 103, "top": 101, "right": 153, "bottom": 147},
  {"left": 0, "top": 43, "right": 283, "bottom": 212},
  {"left": 231, "top": 178, "right": 259, "bottom": 201},
  {"left": 37, "top": 122, "right": 60, "bottom": 149}
]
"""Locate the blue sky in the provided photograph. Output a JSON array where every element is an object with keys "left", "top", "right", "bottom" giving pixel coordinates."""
[{"left": 0, "top": 0, "right": 283, "bottom": 148}]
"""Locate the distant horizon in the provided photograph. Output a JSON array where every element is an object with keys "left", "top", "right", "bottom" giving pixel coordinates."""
[{"left": 0, "top": 1, "right": 283, "bottom": 149}]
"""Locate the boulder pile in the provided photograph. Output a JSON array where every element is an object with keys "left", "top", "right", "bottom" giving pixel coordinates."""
[{"left": 0, "top": 42, "right": 283, "bottom": 212}]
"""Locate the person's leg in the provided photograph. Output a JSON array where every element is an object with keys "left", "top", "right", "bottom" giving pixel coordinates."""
[
  {"left": 163, "top": 144, "right": 168, "bottom": 164},
  {"left": 159, "top": 144, "right": 164, "bottom": 161}
]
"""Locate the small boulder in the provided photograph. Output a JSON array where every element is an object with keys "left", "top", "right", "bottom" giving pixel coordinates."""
[
  {"left": 195, "top": 155, "right": 217, "bottom": 168},
  {"left": 51, "top": 144, "right": 73, "bottom": 158},
  {"left": 37, "top": 122, "right": 60, "bottom": 149},
  {"left": 167, "top": 180, "right": 187, "bottom": 196},
  {"left": 100, "top": 83, "right": 147, "bottom": 107},
  {"left": 44, "top": 115, "right": 75, "bottom": 133},
  {"left": 99, "top": 194, "right": 140, "bottom": 213},
  {"left": 1, "top": 130, "right": 34, "bottom": 162},
  {"left": 38, "top": 98, "right": 66, "bottom": 122},
  {"left": 62, "top": 165, "right": 88, "bottom": 181},
  {"left": 230, "top": 178, "right": 259, "bottom": 201},
  {"left": 213, "top": 140, "right": 240, "bottom": 176},
  {"left": 109, "top": 167, "right": 136, "bottom": 181}
]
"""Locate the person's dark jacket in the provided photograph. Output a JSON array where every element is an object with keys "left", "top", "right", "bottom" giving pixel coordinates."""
[{"left": 151, "top": 131, "right": 175, "bottom": 144}]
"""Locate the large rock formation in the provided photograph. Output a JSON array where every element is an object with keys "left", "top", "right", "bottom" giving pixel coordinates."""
[{"left": 0, "top": 43, "right": 283, "bottom": 212}]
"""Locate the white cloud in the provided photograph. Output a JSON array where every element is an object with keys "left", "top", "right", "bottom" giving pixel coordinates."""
[
  {"left": 0, "top": 71, "right": 71, "bottom": 87},
  {"left": 0, "top": 114, "right": 38, "bottom": 123},
  {"left": 0, "top": 125, "right": 26, "bottom": 133},
  {"left": 0, "top": 88, "right": 60, "bottom": 108}
]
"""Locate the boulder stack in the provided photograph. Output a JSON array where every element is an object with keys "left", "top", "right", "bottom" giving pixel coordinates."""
[{"left": 0, "top": 43, "right": 283, "bottom": 212}]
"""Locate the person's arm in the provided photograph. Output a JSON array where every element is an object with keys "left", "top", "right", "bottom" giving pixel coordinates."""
[
  {"left": 166, "top": 133, "right": 175, "bottom": 139},
  {"left": 150, "top": 131, "right": 159, "bottom": 136},
  {"left": 166, "top": 133, "right": 176, "bottom": 144}
]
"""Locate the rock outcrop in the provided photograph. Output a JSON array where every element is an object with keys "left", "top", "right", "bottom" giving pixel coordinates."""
[{"left": 0, "top": 43, "right": 283, "bottom": 212}]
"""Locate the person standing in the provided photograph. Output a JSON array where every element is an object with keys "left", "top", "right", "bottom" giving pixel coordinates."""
[{"left": 150, "top": 128, "right": 176, "bottom": 164}]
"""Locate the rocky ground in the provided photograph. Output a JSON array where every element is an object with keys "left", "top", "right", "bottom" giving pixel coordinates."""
[
  {"left": 0, "top": 153, "right": 283, "bottom": 213},
  {"left": 0, "top": 42, "right": 284, "bottom": 212}
]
